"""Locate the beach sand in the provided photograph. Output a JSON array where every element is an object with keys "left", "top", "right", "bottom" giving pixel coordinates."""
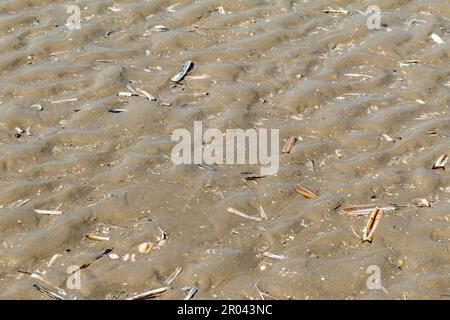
[{"left": 0, "top": 0, "right": 449, "bottom": 299}]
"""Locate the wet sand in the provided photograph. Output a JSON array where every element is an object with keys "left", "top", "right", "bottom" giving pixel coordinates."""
[{"left": 0, "top": 0, "right": 449, "bottom": 299}]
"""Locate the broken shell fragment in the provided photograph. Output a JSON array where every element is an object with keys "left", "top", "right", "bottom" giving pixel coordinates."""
[
  {"left": 108, "top": 108, "right": 127, "bottom": 113},
  {"left": 415, "top": 198, "right": 431, "bottom": 208},
  {"left": 117, "top": 92, "right": 138, "bottom": 97},
  {"left": 151, "top": 25, "right": 169, "bottom": 33},
  {"left": 170, "top": 60, "right": 193, "bottom": 82},
  {"left": 228, "top": 207, "right": 262, "bottom": 221},
  {"left": 432, "top": 154, "right": 448, "bottom": 170},
  {"left": 34, "top": 209, "right": 63, "bottom": 215},
  {"left": 108, "top": 253, "right": 120, "bottom": 260},
  {"left": 294, "top": 184, "right": 318, "bottom": 199},
  {"left": 127, "top": 286, "right": 170, "bottom": 300},
  {"left": 85, "top": 234, "right": 110, "bottom": 241},
  {"left": 138, "top": 242, "right": 153, "bottom": 253},
  {"left": 14, "top": 127, "right": 24, "bottom": 138},
  {"left": 382, "top": 134, "right": 394, "bottom": 142},
  {"left": 262, "top": 251, "right": 286, "bottom": 260},
  {"left": 281, "top": 136, "right": 297, "bottom": 153},
  {"left": 135, "top": 88, "right": 157, "bottom": 101},
  {"left": 431, "top": 33, "right": 445, "bottom": 45}
]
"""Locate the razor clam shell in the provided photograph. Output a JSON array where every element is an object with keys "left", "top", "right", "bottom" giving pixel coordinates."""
[
  {"left": 294, "top": 184, "right": 318, "bottom": 199},
  {"left": 339, "top": 204, "right": 397, "bottom": 216},
  {"left": 228, "top": 207, "right": 262, "bottom": 221},
  {"left": 184, "top": 287, "right": 198, "bottom": 300},
  {"left": 108, "top": 108, "right": 127, "bottom": 113},
  {"left": 262, "top": 251, "right": 286, "bottom": 260},
  {"left": 33, "top": 284, "right": 65, "bottom": 300},
  {"left": 136, "top": 88, "right": 157, "bottom": 101},
  {"left": 127, "top": 286, "right": 170, "bottom": 300},
  {"left": 85, "top": 234, "right": 110, "bottom": 241},
  {"left": 170, "top": 60, "right": 193, "bottom": 82},
  {"left": 362, "top": 208, "right": 382, "bottom": 242},
  {"left": 164, "top": 267, "right": 182, "bottom": 286}
]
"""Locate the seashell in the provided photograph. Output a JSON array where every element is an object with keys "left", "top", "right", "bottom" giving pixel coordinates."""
[
  {"left": 30, "top": 104, "right": 43, "bottom": 111},
  {"left": 85, "top": 234, "right": 110, "bottom": 241},
  {"left": 281, "top": 136, "right": 297, "bottom": 153},
  {"left": 294, "top": 184, "right": 318, "bottom": 199},
  {"left": 170, "top": 60, "right": 193, "bottom": 82},
  {"left": 138, "top": 242, "right": 153, "bottom": 253},
  {"left": 151, "top": 25, "right": 169, "bottom": 33},
  {"left": 432, "top": 154, "right": 448, "bottom": 170}
]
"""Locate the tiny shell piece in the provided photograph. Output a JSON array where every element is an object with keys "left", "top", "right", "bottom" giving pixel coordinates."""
[{"left": 138, "top": 242, "right": 153, "bottom": 253}]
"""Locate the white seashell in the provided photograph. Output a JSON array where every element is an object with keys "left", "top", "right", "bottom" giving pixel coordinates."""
[
  {"left": 108, "top": 253, "right": 120, "bottom": 260},
  {"left": 431, "top": 33, "right": 445, "bottom": 45},
  {"left": 30, "top": 104, "right": 43, "bottom": 111}
]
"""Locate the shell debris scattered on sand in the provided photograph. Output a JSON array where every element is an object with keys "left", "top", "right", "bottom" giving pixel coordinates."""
[{"left": 2, "top": 0, "right": 449, "bottom": 300}]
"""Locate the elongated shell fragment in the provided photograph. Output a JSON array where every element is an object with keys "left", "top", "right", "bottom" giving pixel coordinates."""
[
  {"left": 362, "top": 207, "right": 382, "bottom": 242},
  {"left": 151, "top": 25, "right": 169, "bottom": 33},
  {"left": 127, "top": 286, "right": 170, "bottom": 300},
  {"left": 338, "top": 204, "right": 398, "bottom": 216},
  {"left": 170, "top": 60, "right": 193, "bottom": 82},
  {"left": 85, "top": 234, "right": 110, "bottom": 241},
  {"left": 281, "top": 136, "right": 297, "bottom": 153},
  {"left": 34, "top": 209, "right": 63, "bottom": 215},
  {"left": 294, "top": 184, "right": 318, "bottom": 199}
]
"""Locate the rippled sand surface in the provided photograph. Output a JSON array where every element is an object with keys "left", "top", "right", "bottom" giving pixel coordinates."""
[{"left": 0, "top": 0, "right": 449, "bottom": 299}]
